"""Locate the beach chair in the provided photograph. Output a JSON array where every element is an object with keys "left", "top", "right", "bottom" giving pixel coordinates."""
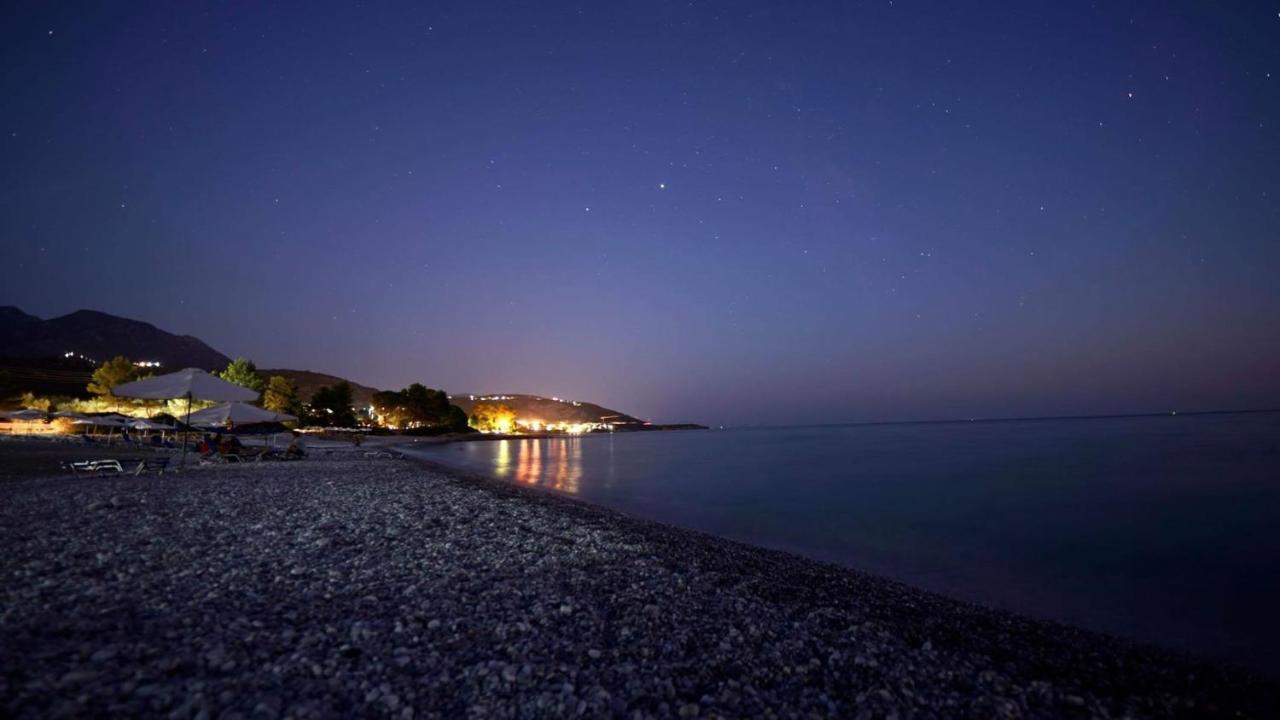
[
  {"left": 66, "top": 459, "right": 125, "bottom": 477},
  {"left": 238, "top": 447, "right": 272, "bottom": 462},
  {"left": 133, "top": 457, "right": 170, "bottom": 475}
]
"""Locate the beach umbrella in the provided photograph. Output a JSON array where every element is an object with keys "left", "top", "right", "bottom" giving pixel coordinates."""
[
  {"left": 111, "top": 368, "right": 259, "bottom": 403},
  {"left": 226, "top": 421, "right": 290, "bottom": 440},
  {"left": 1, "top": 409, "right": 47, "bottom": 421},
  {"left": 127, "top": 418, "right": 176, "bottom": 443},
  {"left": 51, "top": 410, "right": 86, "bottom": 419},
  {"left": 186, "top": 402, "right": 297, "bottom": 427},
  {"left": 112, "top": 368, "right": 260, "bottom": 466},
  {"left": 127, "top": 419, "right": 174, "bottom": 430},
  {"left": 73, "top": 417, "right": 126, "bottom": 427},
  {"left": 72, "top": 416, "right": 125, "bottom": 442}
]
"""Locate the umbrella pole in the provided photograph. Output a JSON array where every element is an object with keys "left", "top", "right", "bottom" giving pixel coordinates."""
[{"left": 181, "top": 394, "right": 192, "bottom": 468}]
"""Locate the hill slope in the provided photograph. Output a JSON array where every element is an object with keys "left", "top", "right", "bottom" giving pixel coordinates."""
[
  {"left": 0, "top": 307, "right": 231, "bottom": 370},
  {"left": 449, "top": 393, "right": 642, "bottom": 425},
  {"left": 257, "top": 368, "right": 381, "bottom": 408}
]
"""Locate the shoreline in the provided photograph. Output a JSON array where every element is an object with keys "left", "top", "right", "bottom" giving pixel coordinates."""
[
  {"left": 1, "top": 448, "right": 1277, "bottom": 717},
  {"left": 402, "top": 450, "right": 1280, "bottom": 679},
  {"left": 386, "top": 426, "right": 709, "bottom": 446}
]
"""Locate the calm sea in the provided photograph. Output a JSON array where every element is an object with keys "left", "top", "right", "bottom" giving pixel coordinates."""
[{"left": 404, "top": 412, "right": 1280, "bottom": 675}]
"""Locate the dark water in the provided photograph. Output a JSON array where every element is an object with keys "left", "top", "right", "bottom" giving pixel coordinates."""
[{"left": 406, "top": 412, "right": 1280, "bottom": 675}]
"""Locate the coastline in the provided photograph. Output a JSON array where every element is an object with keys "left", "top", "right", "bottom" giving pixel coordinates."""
[
  {"left": 1, "top": 449, "right": 1276, "bottom": 717},
  {"left": 395, "top": 425, "right": 709, "bottom": 446}
]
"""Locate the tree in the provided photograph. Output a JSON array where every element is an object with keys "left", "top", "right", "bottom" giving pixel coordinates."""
[
  {"left": 447, "top": 404, "right": 470, "bottom": 432},
  {"left": 310, "top": 381, "right": 355, "bottom": 427},
  {"left": 370, "top": 384, "right": 471, "bottom": 432},
  {"left": 218, "top": 357, "right": 265, "bottom": 394},
  {"left": 371, "top": 389, "right": 412, "bottom": 428},
  {"left": 87, "top": 356, "right": 138, "bottom": 398},
  {"left": 470, "top": 403, "right": 516, "bottom": 433},
  {"left": 19, "top": 392, "right": 52, "bottom": 412},
  {"left": 263, "top": 375, "right": 301, "bottom": 417}
]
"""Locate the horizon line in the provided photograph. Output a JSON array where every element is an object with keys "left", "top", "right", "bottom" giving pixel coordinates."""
[{"left": 717, "top": 407, "right": 1280, "bottom": 432}]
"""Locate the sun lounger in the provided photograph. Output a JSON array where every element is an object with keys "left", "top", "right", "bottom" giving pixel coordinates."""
[
  {"left": 66, "top": 459, "right": 125, "bottom": 477},
  {"left": 133, "top": 457, "right": 170, "bottom": 475}
]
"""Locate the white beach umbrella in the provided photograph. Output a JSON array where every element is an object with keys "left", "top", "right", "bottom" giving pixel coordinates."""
[
  {"left": 127, "top": 419, "right": 174, "bottom": 430},
  {"left": 72, "top": 416, "right": 125, "bottom": 441},
  {"left": 1, "top": 409, "right": 47, "bottom": 421},
  {"left": 112, "top": 368, "right": 260, "bottom": 465},
  {"left": 186, "top": 401, "right": 297, "bottom": 427},
  {"left": 73, "top": 417, "right": 126, "bottom": 427},
  {"left": 127, "top": 418, "right": 176, "bottom": 443},
  {"left": 112, "top": 368, "right": 260, "bottom": 403}
]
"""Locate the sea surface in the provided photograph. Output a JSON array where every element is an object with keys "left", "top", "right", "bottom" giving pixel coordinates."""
[{"left": 405, "top": 412, "right": 1280, "bottom": 675}]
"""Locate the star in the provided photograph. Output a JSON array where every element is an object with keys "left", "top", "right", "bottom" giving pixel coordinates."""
[{"left": 658, "top": 182, "right": 666, "bottom": 189}]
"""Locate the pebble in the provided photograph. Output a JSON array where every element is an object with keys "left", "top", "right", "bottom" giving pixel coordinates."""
[{"left": 0, "top": 454, "right": 1274, "bottom": 719}]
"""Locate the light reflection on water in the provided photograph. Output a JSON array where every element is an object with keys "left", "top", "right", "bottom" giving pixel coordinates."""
[{"left": 491, "top": 437, "right": 582, "bottom": 493}]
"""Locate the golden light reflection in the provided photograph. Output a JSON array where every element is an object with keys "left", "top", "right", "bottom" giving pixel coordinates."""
[
  {"left": 509, "top": 437, "right": 582, "bottom": 494},
  {"left": 494, "top": 439, "right": 512, "bottom": 479},
  {"left": 514, "top": 437, "right": 541, "bottom": 485}
]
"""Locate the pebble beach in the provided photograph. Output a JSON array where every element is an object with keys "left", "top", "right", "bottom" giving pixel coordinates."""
[{"left": 1, "top": 447, "right": 1277, "bottom": 719}]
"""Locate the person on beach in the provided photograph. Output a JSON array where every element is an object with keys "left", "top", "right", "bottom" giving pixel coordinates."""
[
  {"left": 219, "top": 435, "right": 242, "bottom": 454},
  {"left": 286, "top": 432, "right": 306, "bottom": 459}
]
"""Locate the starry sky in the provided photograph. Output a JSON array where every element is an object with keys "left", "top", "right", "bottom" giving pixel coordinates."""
[{"left": 2, "top": 1, "right": 1278, "bottom": 425}]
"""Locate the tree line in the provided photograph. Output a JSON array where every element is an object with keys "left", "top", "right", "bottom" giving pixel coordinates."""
[
  {"left": 27, "top": 354, "right": 489, "bottom": 433},
  {"left": 370, "top": 384, "right": 469, "bottom": 434},
  {"left": 81, "top": 355, "right": 354, "bottom": 426}
]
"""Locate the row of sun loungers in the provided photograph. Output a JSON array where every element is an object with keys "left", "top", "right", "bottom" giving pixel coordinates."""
[{"left": 65, "top": 456, "right": 171, "bottom": 477}]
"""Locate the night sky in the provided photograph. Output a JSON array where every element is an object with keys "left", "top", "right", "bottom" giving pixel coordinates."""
[{"left": 3, "top": 2, "right": 1278, "bottom": 425}]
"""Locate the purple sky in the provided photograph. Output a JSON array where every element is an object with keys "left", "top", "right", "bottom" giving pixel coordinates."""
[{"left": 3, "top": 1, "right": 1278, "bottom": 425}]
